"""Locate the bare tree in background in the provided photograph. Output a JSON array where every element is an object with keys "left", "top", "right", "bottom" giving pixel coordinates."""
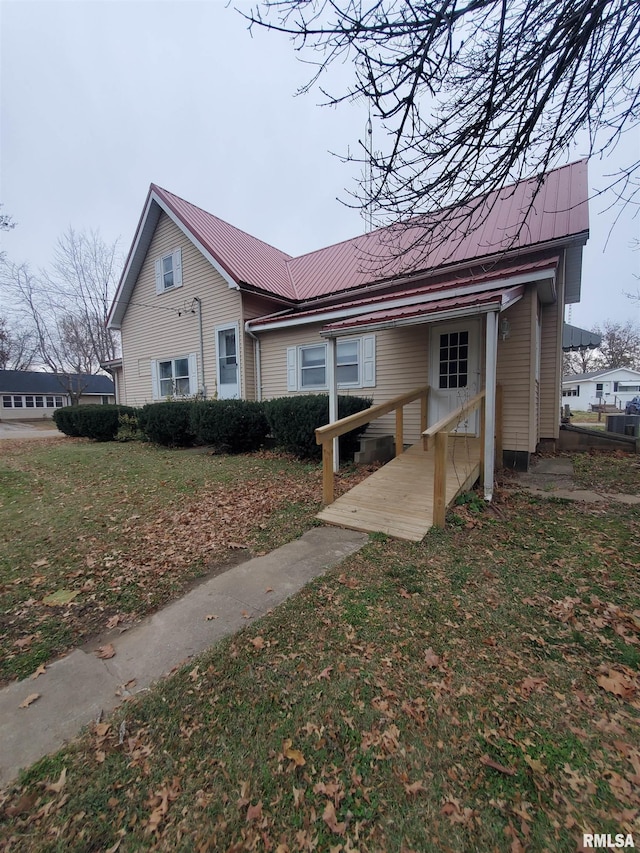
[
  {"left": 248, "top": 0, "right": 639, "bottom": 244},
  {"left": 592, "top": 319, "right": 640, "bottom": 370},
  {"left": 0, "top": 315, "right": 36, "bottom": 370},
  {"left": 0, "top": 228, "right": 121, "bottom": 379}
]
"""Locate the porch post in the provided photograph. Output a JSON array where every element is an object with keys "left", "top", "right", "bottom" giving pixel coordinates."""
[
  {"left": 484, "top": 311, "right": 499, "bottom": 501},
  {"left": 327, "top": 336, "right": 339, "bottom": 473}
]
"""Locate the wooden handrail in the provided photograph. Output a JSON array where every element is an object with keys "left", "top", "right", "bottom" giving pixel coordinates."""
[
  {"left": 422, "top": 390, "right": 486, "bottom": 451},
  {"left": 316, "top": 385, "right": 430, "bottom": 443},
  {"left": 422, "top": 390, "right": 486, "bottom": 528},
  {"left": 316, "top": 384, "right": 430, "bottom": 505}
]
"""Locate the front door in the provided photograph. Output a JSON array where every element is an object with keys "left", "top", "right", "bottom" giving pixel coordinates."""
[
  {"left": 216, "top": 324, "right": 240, "bottom": 399},
  {"left": 428, "top": 319, "right": 481, "bottom": 433}
]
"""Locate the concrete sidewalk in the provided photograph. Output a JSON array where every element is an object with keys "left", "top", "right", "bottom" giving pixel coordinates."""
[{"left": 0, "top": 526, "right": 367, "bottom": 789}]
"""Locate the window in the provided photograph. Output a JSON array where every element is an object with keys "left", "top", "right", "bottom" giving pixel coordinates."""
[
  {"left": 562, "top": 388, "right": 579, "bottom": 397},
  {"left": 154, "top": 248, "right": 182, "bottom": 293},
  {"left": 2, "top": 394, "right": 64, "bottom": 408},
  {"left": 151, "top": 354, "right": 197, "bottom": 400},
  {"left": 438, "top": 330, "right": 468, "bottom": 389},
  {"left": 287, "top": 336, "right": 376, "bottom": 392},
  {"left": 300, "top": 345, "right": 327, "bottom": 389},
  {"left": 596, "top": 382, "right": 604, "bottom": 399}
]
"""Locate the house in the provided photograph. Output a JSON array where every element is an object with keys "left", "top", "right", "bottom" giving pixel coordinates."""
[
  {"left": 562, "top": 367, "right": 640, "bottom": 411},
  {"left": 108, "top": 160, "right": 589, "bottom": 507},
  {"left": 0, "top": 370, "right": 115, "bottom": 420}
]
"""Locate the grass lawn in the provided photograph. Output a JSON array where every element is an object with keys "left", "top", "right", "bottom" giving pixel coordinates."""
[
  {"left": 0, "top": 437, "right": 378, "bottom": 685},
  {"left": 0, "top": 444, "right": 638, "bottom": 851}
]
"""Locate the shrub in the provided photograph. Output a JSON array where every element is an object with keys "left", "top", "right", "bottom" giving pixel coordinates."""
[
  {"left": 264, "top": 394, "right": 372, "bottom": 460},
  {"left": 190, "top": 400, "right": 269, "bottom": 453},
  {"left": 115, "top": 412, "right": 142, "bottom": 442},
  {"left": 53, "top": 405, "right": 137, "bottom": 441},
  {"left": 138, "top": 401, "right": 195, "bottom": 447}
]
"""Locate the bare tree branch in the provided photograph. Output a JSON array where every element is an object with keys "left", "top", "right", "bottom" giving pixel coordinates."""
[{"left": 246, "top": 0, "right": 640, "bottom": 249}]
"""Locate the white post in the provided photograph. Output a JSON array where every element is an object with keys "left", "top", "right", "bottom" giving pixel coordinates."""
[
  {"left": 327, "top": 336, "right": 339, "bottom": 473},
  {"left": 484, "top": 311, "right": 498, "bottom": 501}
]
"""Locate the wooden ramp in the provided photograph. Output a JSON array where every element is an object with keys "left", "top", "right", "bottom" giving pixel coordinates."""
[{"left": 317, "top": 437, "right": 482, "bottom": 542}]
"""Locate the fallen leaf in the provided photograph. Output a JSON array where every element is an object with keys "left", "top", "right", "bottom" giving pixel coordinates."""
[
  {"left": 424, "top": 648, "right": 441, "bottom": 668},
  {"left": 265, "top": 587, "right": 273, "bottom": 593},
  {"left": 30, "top": 663, "right": 47, "bottom": 679},
  {"left": 404, "top": 780, "right": 428, "bottom": 795},
  {"left": 597, "top": 669, "right": 636, "bottom": 700},
  {"left": 283, "top": 739, "right": 306, "bottom": 767},
  {"left": 19, "top": 693, "right": 40, "bottom": 709},
  {"left": 480, "top": 754, "right": 516, "bottom": 776},
  {"left": 246, "top": 800, "right": 263, "bottom": 822},
  {"left": 4, "top": 792, "right": 37, "bottom": 817},
  {"left": 32, "top": 558, "right": 49, "bottom": 568},
  {"left": 322, "top": 800, "right": 346, "bottom": 835},
  {"left": 42, "top": 589, "right": 80, "bottom": 606},
  {"left": 14, "top": 635, "right": 36, "bottom": 649},
  {"left": 249, "top": 636, "right": 265, "bottom": 650},
  {"left": 317, "top": 666, "right": 333, "bottom": 681},
  {"left": 205, "top": 614, "right": 218, "bottom": 620},
  {"left": 95, "top": 643, "right": 116, "bottom": 660},
  {"left": 46, "top": 767, "right": 67, "bottom": 793}
]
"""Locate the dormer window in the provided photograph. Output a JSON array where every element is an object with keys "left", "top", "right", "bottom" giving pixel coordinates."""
[{"left": 154, "top": 248, "right": 182, "bottom": 293}]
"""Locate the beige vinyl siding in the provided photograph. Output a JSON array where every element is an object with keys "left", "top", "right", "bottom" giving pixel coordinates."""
[
  {"left": 496, "top": 287, "right": 536, "bottom": 454},
  {"left": 538, "top": 259, "right": 565, "bottom": 440},
  {"left": 241, "top": 293, "right": 288, "bottom": 401},
  {"left": 120, "top": 213, "right": 244, "bottom": 406},
  {"left": 258, "top": 321, "right": 430, "bottom": 444}
]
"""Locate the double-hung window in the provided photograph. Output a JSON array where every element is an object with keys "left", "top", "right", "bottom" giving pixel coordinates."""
[
  {"left": 287, "top": 335, "right": 376, "bottom": 392},
  {"left": 151, "top": 354, "right": 197, "bottom": 400},
  {"left": 154, "top": 248, "right": 182, "bottom": 293}
]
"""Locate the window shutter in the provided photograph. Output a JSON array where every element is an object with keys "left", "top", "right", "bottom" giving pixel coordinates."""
[
  {"left": 154, "top": 259, "right": 163, "bottom": 294},
  {"left": 286, "top": 347, "right": 297, "bottom": 392},
  {"left": 150, "top": 360, "right": 160, "bottom": 400},
  {"left": 188, "top": 353, "right": 198, "bottom": 395},
  {"left": 361, "top": 334, "right": 376, "bottom": 387},
  {"left": 173, "top": 249, "right": 183, "bottom": 288}
]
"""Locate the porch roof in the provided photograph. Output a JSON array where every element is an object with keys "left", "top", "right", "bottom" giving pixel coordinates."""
[
  {"left": 321, "top": 284, "right": 525, "bottom": 336},
  {"left": 247, "top": 255, "right": 557, "bottom": 333}
]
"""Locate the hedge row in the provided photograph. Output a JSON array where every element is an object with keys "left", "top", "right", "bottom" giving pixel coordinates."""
[{"left": 52, "top": 395, "right": 372, "bottom": 460}]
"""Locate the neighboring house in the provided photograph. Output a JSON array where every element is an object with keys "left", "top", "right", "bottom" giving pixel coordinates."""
[
  {"left": 108, "top": 160, "right": 590, "bottom": 473},
  {"left": 562, "top": 367, "right": 640, "bottom": 411},
  {"left": 0, "top": 370, "right": 115, "bottom": 421}
]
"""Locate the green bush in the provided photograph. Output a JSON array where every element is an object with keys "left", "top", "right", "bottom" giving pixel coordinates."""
[
  {"left": 190, "top": 399, "right": 269, "bottom": 453},
  {"left": 52, "top": 406, "right": 82, "bottom": 437},
  {"left": 138, "top": 401, "right": 195, "bottom": 447},
  {"left": 264, "top": 394, "right": 372, "bottom": 460},
  {"left": 53, "top": 405, "right": 137, "bottom": 441}
]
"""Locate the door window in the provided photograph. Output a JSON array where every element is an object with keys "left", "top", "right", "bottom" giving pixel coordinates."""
[{"left": 438, "top": 330, "right": 469, "bottom": 389}]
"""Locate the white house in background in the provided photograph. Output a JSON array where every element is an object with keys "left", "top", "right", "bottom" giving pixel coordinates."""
[{"left": 562, "top": 367, "right": 640, "bottom": 410}]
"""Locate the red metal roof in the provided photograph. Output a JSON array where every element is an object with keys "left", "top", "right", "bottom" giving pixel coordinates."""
[
  {"left": 151, "top": 185, "right": 296, "bottom": 300},
  {"left": 247, "top": 256, "right": 559, "bottom": 331},
  {"left": 110, "top": 161, "right": 588, "bottom": 329},
  {"left": 323, "top": 285, "right": 525, "bottom": 334},
  {"left": 286, "top": 160, "right": 588, "bottom": 300}
]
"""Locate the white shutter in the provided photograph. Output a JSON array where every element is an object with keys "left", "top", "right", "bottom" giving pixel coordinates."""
[
  {"left": 150, "top": 360, "right": 160, "bottom": 400},
  {"left": 361, "top": 334, "right": 376, "bottom": 387},
  {"left": 286, "top": 347, "right": 298, "bottom": 392},
  {"left": 188, "top": 353, "right": 198, "bottom": 395},
  {"left": 154, "top": 259, "right": 163, "bottom": 294},
  {"left": 173, "top": 248, "right": 183, "bottom": 288}
]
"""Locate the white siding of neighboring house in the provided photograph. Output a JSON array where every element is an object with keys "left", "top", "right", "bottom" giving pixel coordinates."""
[
  {"left": 119, "top": 213, "right": 247, "bottom": 406},
  {"left": 562, "top": 368, "right": 640, "bottom": 410}
]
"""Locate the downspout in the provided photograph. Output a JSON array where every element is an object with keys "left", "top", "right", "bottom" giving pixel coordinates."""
[
  {"left": 194, "top": 298, "right": 206, "bottom": 397},
  {"left": 244, "top": 323, "right": 262, "bottom": 401},
  {"left": 484, "top": 311, "right": 499, "bottom": 501}
]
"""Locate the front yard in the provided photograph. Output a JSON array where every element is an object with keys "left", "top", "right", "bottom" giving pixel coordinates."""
[{"left": 0, "top": 439, "right": 638, "bottom": 851}]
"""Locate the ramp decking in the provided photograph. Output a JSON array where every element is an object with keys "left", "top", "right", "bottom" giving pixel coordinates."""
[{"left": 317, "top": 436, "right": 482, "bottom": 541}]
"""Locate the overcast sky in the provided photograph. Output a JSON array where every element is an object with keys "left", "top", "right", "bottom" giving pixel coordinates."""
[{"left": 1, "top": 0, "right": 639, "bottom": 332}]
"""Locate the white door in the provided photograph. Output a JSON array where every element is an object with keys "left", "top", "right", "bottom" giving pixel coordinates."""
[
  {"left": 216, "top": 324, "right": 240, "bottom": 399},
  {"left": 428, "top": 319, "right": 481, "bottom": 434}
]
